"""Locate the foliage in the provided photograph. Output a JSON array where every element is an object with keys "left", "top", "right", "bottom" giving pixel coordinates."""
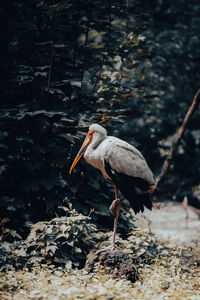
[
  {"left": 0, "top": 205, "right": 167, "bottom": 272},
  {"left": 0, "top": 2, "right": 200, "bottom": 296},
  {"left": 1, "top": 205, "right": 199, "bottom": 275},
  {"left": 0, "top": 205, "right": 104, "bottom": 270},
  {"left": 1, "top": 0, "right": 200, "bottom": 238},
  {"left": 0, "top": 226, "right": 199, "bottom": 299}
]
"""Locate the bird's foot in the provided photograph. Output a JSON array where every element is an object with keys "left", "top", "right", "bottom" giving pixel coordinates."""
[
  {"left": 109, "top": 197, "right": 125, "bottom": 215},
  {"left": 143, "top": 185, "right": 156, "bottom": 194},
  {"left": 111, "top": 243, "right": 121, "bottom": 251},
  {"left": 96, "top": 243, "right": 121, "bottom": 254},
  {"left": 136, "top": 185, "right": 156, "bottom": 195}
]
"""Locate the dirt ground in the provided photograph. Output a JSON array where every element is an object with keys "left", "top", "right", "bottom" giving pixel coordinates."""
[{"left": 133, "top": 201, "right": 200, "bottom": 247}]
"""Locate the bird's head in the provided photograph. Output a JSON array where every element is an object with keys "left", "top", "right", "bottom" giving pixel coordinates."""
[{"left": 69, "top": 123, "right": 106, "bottom": 174}]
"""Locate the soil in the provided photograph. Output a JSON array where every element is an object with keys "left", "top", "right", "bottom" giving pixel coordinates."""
[{"left": 133, "top": 201, "right": 200, "bottom": 247}]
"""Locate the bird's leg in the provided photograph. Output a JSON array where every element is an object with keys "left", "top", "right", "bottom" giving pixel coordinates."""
[
  {"left": 111, "top": 197, "right": 120, "bottom": 250},
  {"left": 110, "top": 185, "right": 124, "bottom": 250},
  {"left": 109, "top": 185, "right": 125, "bottom": 215},
  {"left": 109, "top": 184, "right": 119, "bottom": 215},
  {"left": 97, "top": 185, "right": 123, "bottom": 253},
  {"left": 114, "top": 184, "right": 118, "bottom": 200}
]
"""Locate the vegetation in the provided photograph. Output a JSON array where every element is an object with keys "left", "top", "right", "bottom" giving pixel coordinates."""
[
  {"left": 0, "top": 222, "right": 199, "bottom": 299},
  {"left": 0, "top": 0, "right": 200, "bottom": 298}
]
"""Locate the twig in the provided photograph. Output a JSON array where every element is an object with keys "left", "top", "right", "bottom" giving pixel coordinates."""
[
  {"left": 89, "top": 57, "right": 104, "bottom": 99},
  {"left": 72, "top": 2, "right": 80, "bottom": 68},
  {"left": 157, "top": 87, "right": 200, "bottom": 184},
  {"left": 53, "top": 81, "right": 70, "bottom": 87},
  {"left": 80, "top": 5, "right": 90, "bottom": 82},
  {"left": 47, "top": 42, "right": 55, "bottom": 88},
  {"left": 84, "top": 5, "right": 90, "bottom": 47},
  {"left": 108, "top": 0, "right": 112, "bottom": 26}
]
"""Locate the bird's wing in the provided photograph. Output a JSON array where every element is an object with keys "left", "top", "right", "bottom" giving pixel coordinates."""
[{"left": 104, "top": 139, "right": 156, "bottom": 186}]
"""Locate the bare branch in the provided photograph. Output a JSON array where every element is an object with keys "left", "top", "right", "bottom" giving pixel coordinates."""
[
  {"left": 157, "top": 87, "right": 200, "bottom": 184},
  {"left": 47, "top": 42, "right": 55, "bottom": 88}
]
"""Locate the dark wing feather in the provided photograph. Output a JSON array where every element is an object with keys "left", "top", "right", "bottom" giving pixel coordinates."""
[
  {"left": 104, "top": 160, "right": 153, "bottom": 214},
  {"left": 105, "top": 141, "right": 156, "bottom": 187}
]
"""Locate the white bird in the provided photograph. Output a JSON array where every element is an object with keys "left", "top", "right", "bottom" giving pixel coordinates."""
[{"left": 69, "top": 124, "right": 156, "bottom": 249}]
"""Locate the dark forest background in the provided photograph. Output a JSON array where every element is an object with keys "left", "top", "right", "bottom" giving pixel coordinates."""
[{"left": 0, "top": 0, "right": 200, "bottom": 244}]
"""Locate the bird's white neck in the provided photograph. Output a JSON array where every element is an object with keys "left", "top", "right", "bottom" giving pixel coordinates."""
[
  {"left": 90, "top": 132, "right": 106, "bottom": 149},
  {"left": 84, "top": 132, "right": 107, "bottom": 176}
]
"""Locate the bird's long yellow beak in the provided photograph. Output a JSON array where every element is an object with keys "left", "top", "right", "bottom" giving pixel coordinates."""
[{"left": 69, "top": 130, "right": 93, "bottom": 174}]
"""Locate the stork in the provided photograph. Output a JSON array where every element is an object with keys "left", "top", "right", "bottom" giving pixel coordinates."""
[{"left": 69, "top": 124, "right": 156, "bottom": 250}]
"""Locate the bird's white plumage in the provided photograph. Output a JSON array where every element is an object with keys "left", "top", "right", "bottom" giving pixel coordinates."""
[{"left": 84, "top": 124, "right": 156, "bottom": 186}]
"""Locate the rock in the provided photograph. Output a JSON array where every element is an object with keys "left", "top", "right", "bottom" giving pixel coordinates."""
[{"left": 85, "top": 242, "right": 139, "bottom": 283}]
